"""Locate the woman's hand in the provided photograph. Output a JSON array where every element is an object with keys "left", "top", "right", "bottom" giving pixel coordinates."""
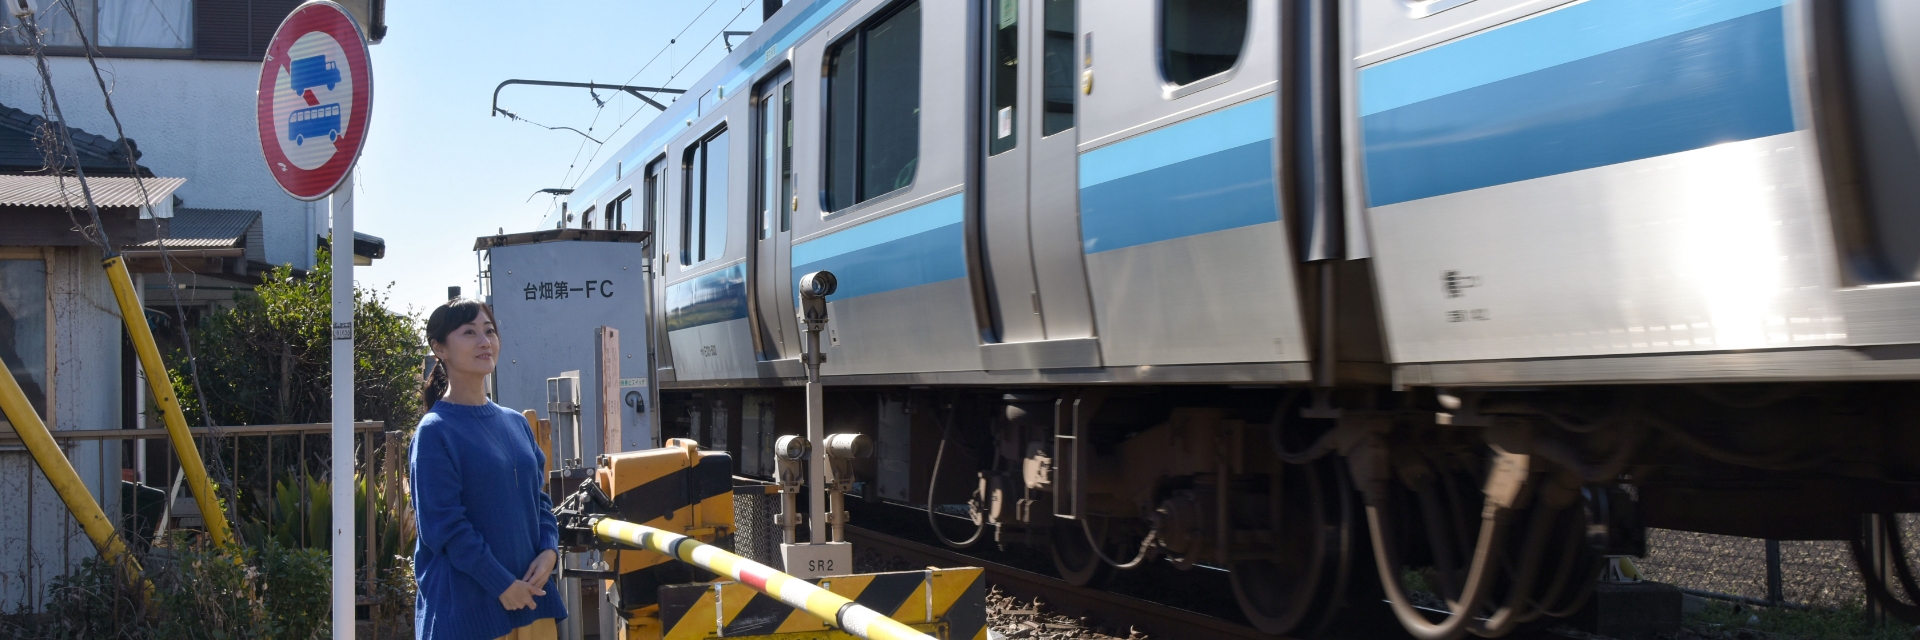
[
  {"left": 523, "top": 549, "right": 558, "bottom": 585},
  {"left": 498, "top": 579, "right": 544, "bottom": 611}
]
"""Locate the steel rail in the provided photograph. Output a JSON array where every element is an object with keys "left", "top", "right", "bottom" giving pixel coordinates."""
[
  {"left": 843, "top": 526, "right": 1274, "bottom": 640},
  {"left": 593, "top": 518, "right": 938, "bottom": 640}
]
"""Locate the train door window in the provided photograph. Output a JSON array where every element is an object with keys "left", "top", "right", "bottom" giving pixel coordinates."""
[
  {"left": 580, "top": 206, "right": 596, "bottom": 230},
  {"left": 683, "top": 127, "right": 731, "bottom": 265},
  {"left": 759, "top": 77, "right": 795, "bottom": 239},
  {"left": 1161, "top": 0, "right": 1247, "bottom": 87},
  {"left": 606, "top": 191, "right": 631, "bottom": 231},
  {"left": 824, "top": 0, "right": 922, "bottom": 211},
  {"left": 989, "top": 0, "right": 1018, "bottom": 155},
  {"left": 645, "top": 157, "right": 666, "bottom": 256},
  {"left": 1042, "top": 0, "right": 1075, "bottom": 135}
]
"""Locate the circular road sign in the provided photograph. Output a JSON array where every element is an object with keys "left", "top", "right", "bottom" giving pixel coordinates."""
[{"left": 255, "top": 1, "right": 372, "bottom": 201}]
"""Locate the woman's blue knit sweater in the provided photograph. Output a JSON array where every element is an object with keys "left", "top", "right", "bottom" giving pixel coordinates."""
[{"left": 410, "top": 400, "right": 566, "bottom": 639}]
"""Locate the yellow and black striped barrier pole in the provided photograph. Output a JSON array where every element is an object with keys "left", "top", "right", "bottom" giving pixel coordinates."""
[{"left": 594, "top": 518, "right": 940, "bottom": 640}]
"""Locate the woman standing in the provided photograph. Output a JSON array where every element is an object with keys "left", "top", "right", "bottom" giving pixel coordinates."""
[{"left": 411, "top": 298, "right": 566, "bottom": 639}]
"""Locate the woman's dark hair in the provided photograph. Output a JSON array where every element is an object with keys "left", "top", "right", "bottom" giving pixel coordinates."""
[{"left": 421, "top": 297, "right": 494, "bottom": 406}]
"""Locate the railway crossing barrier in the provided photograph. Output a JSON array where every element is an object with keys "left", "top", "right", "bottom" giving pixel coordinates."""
[{"left": 594, "top": 518, "right": 985, "bottom": 640}]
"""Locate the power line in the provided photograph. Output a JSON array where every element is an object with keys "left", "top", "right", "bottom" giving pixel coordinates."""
[{"left": 568, "top": 0, "right": 754, "bottom": 191}]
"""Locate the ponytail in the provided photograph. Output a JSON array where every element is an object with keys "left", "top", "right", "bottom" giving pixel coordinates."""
[{"left": 421, "top": 358, "right": 448, "bottom": 407}]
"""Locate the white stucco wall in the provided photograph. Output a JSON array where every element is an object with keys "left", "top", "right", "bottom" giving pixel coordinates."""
[
  {"left": 0, "top": 246, "right": 122, "bottom": 610},
  {"left": 0, "top": 55, "right": 317, "bottom": 270}
]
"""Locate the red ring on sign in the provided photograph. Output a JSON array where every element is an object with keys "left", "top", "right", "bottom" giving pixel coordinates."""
[{"left": 255, "top": 1, "right": 373, "bottom": 201}]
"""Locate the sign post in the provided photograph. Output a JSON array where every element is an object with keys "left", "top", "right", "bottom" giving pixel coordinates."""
[{"left": 255, "top": 3, "right": 372, "bottom": 638}]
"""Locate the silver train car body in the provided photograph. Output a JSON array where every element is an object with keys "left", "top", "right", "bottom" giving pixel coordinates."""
[{"left": 521, "top": 0, "right": 1920, "bottom": 635}]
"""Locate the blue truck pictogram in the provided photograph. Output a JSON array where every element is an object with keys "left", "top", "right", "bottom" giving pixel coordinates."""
[
  {"left": 290, "top": 55, "right": 341, "bottom": 95},
  {"left": 288, "top": 103, "right": 341, "bottom": 145}
]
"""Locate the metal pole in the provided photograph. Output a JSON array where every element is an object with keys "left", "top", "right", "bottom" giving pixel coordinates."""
[
  {"left": 104, "top": 256, "right": 232, "bottom": 547},
  {"left": 0, "top": 356, "right": 135, "bottom": 572},
  {"left": 807, "top": 327, "right": 826, "bottom": 545},
  {"left": 331, "top": 172, "right": 357, "bottom": 640},
  {"left": 1764, "top": 539, "right": 1782, "bottom": 605}
]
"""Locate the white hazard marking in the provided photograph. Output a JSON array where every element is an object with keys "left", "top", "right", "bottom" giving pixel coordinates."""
[{"left": 840, "top": 606, "right": 880, "bottom": 637}]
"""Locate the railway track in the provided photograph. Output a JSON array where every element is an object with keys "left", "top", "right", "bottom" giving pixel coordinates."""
[{"left": 845, "top": 525, "right": 1276, "bottom": 640}]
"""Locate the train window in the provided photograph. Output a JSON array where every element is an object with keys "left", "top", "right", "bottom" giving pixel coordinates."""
[
  {"left": 580, "top": 206, "right": 596, "bottom": 230},
  {"left": 824, "top": 0, "right": 922, "bottom": 211},
  {"left": 758, "top": 77, "right": 795, "bottom": 239},
  {"left": 989, "top": 0, "right": 1018, "bottom": 155},
  {"left": 606, "top": 191, "right": 631, "bottom": 231},
  {"left": 1042, "top": 0, "right": 1075, "bottom": 135},
  {"left": 645, "top": 157, "right": 666, "bottom": 253},
  {"left": 683, "top": 128, "right": 731, "bottom": 265},
  {"left": 1161, "top": 0, "right": 1247, "bottom": 87}
]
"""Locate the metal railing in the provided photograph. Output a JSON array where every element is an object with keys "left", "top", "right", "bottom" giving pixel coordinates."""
[{"left": 0, "top": 420, "right": 405, "bottom": 609}]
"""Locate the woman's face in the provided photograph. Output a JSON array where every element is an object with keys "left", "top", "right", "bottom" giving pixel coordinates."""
[{"left": 433, "top": 313, "right": 498, "bottom": 377}]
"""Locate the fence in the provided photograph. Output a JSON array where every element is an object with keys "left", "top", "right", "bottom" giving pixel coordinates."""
[{"left": 0, "top": 422, "right": 407, "bottom": 618}]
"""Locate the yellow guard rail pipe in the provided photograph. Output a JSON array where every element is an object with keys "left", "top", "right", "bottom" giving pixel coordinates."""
[
  {"left": 0, "top": 355, "right": 135, "bottom": 569},
  {"left": 104, "top": 255, "right": 233, "bottom": 547},
  {"left": 594, "top": 518, "right": 938, "bottom": 640}
]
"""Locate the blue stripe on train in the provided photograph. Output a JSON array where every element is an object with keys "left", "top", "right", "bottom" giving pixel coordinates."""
[
  {"left": 1359, "top": 0, "right": 1787, "bottom": 117},
  {"left": 1079, "top": 98, "right": 1277, "bottom": 254},
  {"left": 1361, "top": 5, "right": 1796, "bottom": 207},
  {"left": 664, "top": 263, "right": 748, "bottom": 333},
  {"left": 792, "top": 194, "right": 967, "bottom": 302}
]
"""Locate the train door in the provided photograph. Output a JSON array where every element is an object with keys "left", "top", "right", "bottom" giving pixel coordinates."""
[
  {"left": 752, "top": 70, "right": 798, "bottom": 360},
  {"left": 980, "top": 0, "right": 1095, "bottom": 345}
]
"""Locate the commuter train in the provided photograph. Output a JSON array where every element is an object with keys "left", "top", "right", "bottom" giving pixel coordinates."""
[{"left": 532, "top": 0, "right": 1920, "bottom": 635}]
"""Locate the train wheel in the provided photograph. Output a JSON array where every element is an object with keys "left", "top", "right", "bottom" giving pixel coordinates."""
[
  {"left": 1230, "top": 457, "right": 1357, "bottom": 636},
  {"left": 1050, "top": 518, "right": 1114, "bottom": 587}
]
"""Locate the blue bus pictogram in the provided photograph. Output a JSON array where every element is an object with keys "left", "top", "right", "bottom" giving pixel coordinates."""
[
  {"left": 290, "top": 55, "right": 341, "bottom": 95},
  {"left": 288, "top": 103, "right": 341, "bottom": 145}
]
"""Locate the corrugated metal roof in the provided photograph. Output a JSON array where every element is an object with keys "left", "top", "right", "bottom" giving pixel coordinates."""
[
  {"left": 133, "top": 208, "right": 262, "bottom": 251},
  {"left": 0, "top": 175, "right": 184, "bottom": 208}
]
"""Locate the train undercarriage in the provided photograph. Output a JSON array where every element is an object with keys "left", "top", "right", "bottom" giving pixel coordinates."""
[{"left": 658, "top": 381, "right": 1920, "bottom": 638}]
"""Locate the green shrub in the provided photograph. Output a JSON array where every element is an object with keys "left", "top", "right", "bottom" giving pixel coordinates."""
[{"left": 0, "top": 537, "right": 330, "bottom": 639}]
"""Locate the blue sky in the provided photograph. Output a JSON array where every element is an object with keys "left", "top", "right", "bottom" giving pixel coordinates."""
[{"left": 354, "top": 0, "right": 764, "bottom": 318}]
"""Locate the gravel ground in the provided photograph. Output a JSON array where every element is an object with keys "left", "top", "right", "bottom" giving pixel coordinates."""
[{"left": 1634, "top": 517, "right": 1920, "bottom": 610}]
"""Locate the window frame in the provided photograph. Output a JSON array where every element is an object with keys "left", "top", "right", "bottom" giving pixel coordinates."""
[
  {"left": 755, "top": 68, "right": 796, "bottom": 240},
  {"left": 606, "top": 190, "right": 632, "bottom": 231},
  {"left": 0, "top": 248, "right": 55, "bottom": 435},
  {"left": 681, "top": 125, "right": 732, "bottom": 266},
  {"left": 644, "top": 156, "right": 667, "bottom": 261},
  {"left": 820, "top": 0, "right": 924, "bottom": 215},
  {"left": 1156, "top": 0, "right": 1252, "bottom": 97}
]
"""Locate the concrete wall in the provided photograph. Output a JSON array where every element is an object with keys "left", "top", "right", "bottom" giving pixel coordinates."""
[
  {"left": 0, "top": 246, "right": 123, "bottom": 610},
  {"left": 0, "top": 55, "right": 318, "bottom": 270}
]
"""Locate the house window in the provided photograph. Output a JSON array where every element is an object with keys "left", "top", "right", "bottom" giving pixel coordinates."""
[
  {"left": 682, "top": 128, "right": 730, "bottom": 265},
  {"left": 1162, "top": 0, "right": 1246, "bottom": 87},
  {"left": 1, "top": 0, "right": 193, "bottom": 49},
  {"left": 0, "top": 258, "right": 49, "bottom": 425},
  {"left": 824, "top": 0, "right": 922, "bottom": 211}
]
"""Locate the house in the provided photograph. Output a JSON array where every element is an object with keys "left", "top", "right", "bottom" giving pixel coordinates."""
[{"left": 0, "top": 0, "right": 386, "bottom": 610}]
